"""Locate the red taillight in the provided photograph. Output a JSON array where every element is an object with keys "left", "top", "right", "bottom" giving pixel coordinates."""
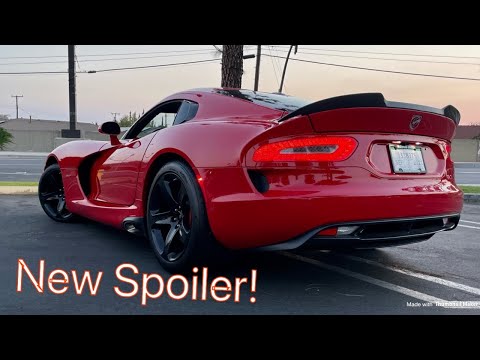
[{"left": 253, "top": 136, "right": 358, "bottom": 162}]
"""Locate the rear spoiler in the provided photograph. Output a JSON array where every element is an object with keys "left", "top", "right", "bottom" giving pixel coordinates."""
[{"left": 279, "top": 93, "right": 461, "bottom": 125}]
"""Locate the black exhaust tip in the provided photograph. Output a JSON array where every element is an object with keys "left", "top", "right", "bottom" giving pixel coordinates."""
[{"left": 122, "top": 217, "right": 145, "bottom": 236}]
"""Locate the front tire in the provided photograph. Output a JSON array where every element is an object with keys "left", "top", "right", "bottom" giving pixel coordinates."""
[
  {"left": 38, "top": 164, "right": 75, "bottom": 222},
  {"left": 146, "top": 161, "right": 219, "bottom": 272}
]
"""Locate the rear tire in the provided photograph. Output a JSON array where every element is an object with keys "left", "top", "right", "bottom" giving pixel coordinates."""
[
  {"left": 146, "top": 160, "right": 221, "bottom": 272},
  {"left": 38, "top": 164, "right": 76, "bottom": 223}
]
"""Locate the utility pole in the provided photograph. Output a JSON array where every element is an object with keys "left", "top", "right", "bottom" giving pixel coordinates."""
[
  {"left": 279, "top": 45, "right": 298, "bottom": 93},
  {"left": 254, "top": 45, "right": 261, "bottom": 91},
  {"left": 111, "top": 112, "right": 120, "bottom": 122},
  {"left": 11, "top": 95, "right": 23, "bottom": 119},
  {"left": 62, "top": 45, "right": 80, "bottom": 138}
]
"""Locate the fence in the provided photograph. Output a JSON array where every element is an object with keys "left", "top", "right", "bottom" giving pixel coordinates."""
[{"left": 451, "top": 139, "right": 479, "bottom": 162}]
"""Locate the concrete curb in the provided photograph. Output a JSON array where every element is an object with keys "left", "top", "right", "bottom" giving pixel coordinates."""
[{"left": 0, "top": 186, "right": 38, "bottom": 194}]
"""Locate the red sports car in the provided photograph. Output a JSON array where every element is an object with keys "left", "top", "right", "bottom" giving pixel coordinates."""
[{"left": 38, "top": 89, "right": 463, "bottom": 271}]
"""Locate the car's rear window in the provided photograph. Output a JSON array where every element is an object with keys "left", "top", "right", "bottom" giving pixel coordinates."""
[{"left": 214, "top": 89, "right": 311, "bottom": 113}]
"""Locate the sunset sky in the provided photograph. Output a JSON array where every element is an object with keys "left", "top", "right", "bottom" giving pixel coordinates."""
[{"left": 0, "top": 45, "right": 479, "bottom": 125}]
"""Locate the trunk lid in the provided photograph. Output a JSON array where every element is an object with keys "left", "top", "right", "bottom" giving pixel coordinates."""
[
  {"left": 270, "top": 93, "right": 459, "bottom": 177},
  {"left": 280, "top": 93, "right": 459, "bottom": 141}
]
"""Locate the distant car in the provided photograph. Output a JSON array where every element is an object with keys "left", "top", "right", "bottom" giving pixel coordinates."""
[{"left": 38, "top": 89, "right": 463, "bottom": 271}]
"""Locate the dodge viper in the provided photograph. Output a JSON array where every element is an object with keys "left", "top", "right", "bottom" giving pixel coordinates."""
[{"left": 38, "top": 88, "right": 463, "bottom": 271}]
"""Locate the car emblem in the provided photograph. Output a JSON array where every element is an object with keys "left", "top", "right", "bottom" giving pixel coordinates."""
[{"left": 410, "top": 115, "right": 422, "bottom": 130}]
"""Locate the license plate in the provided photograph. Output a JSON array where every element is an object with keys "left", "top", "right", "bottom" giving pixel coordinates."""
[{"left": 388, "top": 144, "right": 426, "bottom": 174}]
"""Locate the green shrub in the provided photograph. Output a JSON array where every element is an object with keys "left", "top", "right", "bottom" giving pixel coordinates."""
[{"left": 0, "top": 128, "right": 13, "bottom": 150}]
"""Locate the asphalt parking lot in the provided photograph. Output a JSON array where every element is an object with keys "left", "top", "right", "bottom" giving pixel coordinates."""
[{"left": 1, "top": 195, "right": 479, "bottom": 314}]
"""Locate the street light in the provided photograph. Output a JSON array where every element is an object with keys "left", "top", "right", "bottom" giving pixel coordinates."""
[{"left": 278, "top": 45, "right": 298, "bottom": 93}]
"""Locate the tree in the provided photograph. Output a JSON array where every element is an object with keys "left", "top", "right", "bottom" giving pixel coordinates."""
[
  {"left": 221, "top": 45, "right": 244, "bottom": 88},
  {"left": 0, "top": 128, "right": 13, "bottom": 150},
  {"left": 118, "top": 112, "right": 140, "bottom": 127}
]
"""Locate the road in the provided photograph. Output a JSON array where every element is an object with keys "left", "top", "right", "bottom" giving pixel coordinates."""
[
  {"left": 0, "top": 153, "right": 44, "bottom": 182},
  {"left": 456, "top": 169, "right": 480, "bottom": 185},
  {"left": 1, "top": 195, "right": 479, "bottom": 314}
]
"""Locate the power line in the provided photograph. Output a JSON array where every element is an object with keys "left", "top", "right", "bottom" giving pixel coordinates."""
[
  {"left": 263, "top": 54, "right": 480, "bottom": 82},
  {"left": 18, "top": 105, "right": 36, "bottom": 119},
  {"left": 0, "top": 58, "right": 220, "bottom": 75},
  {"left": 87, "top": 58, "right": 220, "bottom": 73},
  {"left": 0, "top": 48, "right": 214, "bottom": 60},
  {"left": 75, "top": 53, "right": 82, "bottom": 72},
  {"left": 271, "top": 47, "right": 480, "bottom": 66},
  {"left": 0, "top": 70, "right": 68, "bottom": 75},
  {"left": 0, "top": 51, "right": 217, "bottom": 66},
  {"left": 78, "top": 48, "right": 214, "bottom": 57},
  {"left": 272, "top": 45, "right": 480, "bottom": 60},
  {"left": 0, "top": 60, "right": 66, "bottom": 65},
  {"left": 4, "top": 45, "right": 480, "bottom": 62},
  {"left": 268, "top": 46, "right": 281, "bottom": 77},
  {"left": 272, "top": 47, "right": 284, "bottom": 74},
  {"left": 79, "top": 51, "right": 214, "bottom": 63},
  {"left": 266, "top": 46, "right": 280, "bottom": 87}
]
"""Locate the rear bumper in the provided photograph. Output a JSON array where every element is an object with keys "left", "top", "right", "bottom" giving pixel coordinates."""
[
  {"left": 198, "top": 166, "right": 464, "bottom": 250},
  {"left": 256, "top": 213, "right": 460, "bottom": 251}
]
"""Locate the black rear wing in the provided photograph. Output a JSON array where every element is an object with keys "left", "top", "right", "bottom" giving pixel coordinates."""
[{"left": 279, "top": 93, "right": 460, "bottom": 125}]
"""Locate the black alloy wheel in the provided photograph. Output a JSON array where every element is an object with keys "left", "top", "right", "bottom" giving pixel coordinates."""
[
  {"left": 146, "top": 161, "right": 220, "bottom": 272},
  {"left": 38, "top": 164, "right": 75, "bottom": 222},
  {"left": 148, "top": 172, "right": 193, "bottom": 262}
]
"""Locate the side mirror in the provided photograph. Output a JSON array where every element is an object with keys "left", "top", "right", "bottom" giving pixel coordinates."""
[{"left": 99, "top": 121, "right": 121, "bottom": 145}]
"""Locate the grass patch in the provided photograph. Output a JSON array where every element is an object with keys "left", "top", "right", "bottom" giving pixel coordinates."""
[
  {"left": 0, "top": 181, "right": 38, "bottom": 187},
  {"left": 460, "top": 185, "right": 480, "bottom": 194}
]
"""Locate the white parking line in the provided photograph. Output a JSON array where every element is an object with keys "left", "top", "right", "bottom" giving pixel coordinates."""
[
  {"left": 280, "top": 252, "right": 449, "bottom": 305},
  {"left": 331, "top": 253, "right": 480, "bottom": 297},
  {"left": 458, "top": 224, "right": 480, "bottom": 230},
  {"left": 460, "top": 220, "right": 480, "bottom": 225}
]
